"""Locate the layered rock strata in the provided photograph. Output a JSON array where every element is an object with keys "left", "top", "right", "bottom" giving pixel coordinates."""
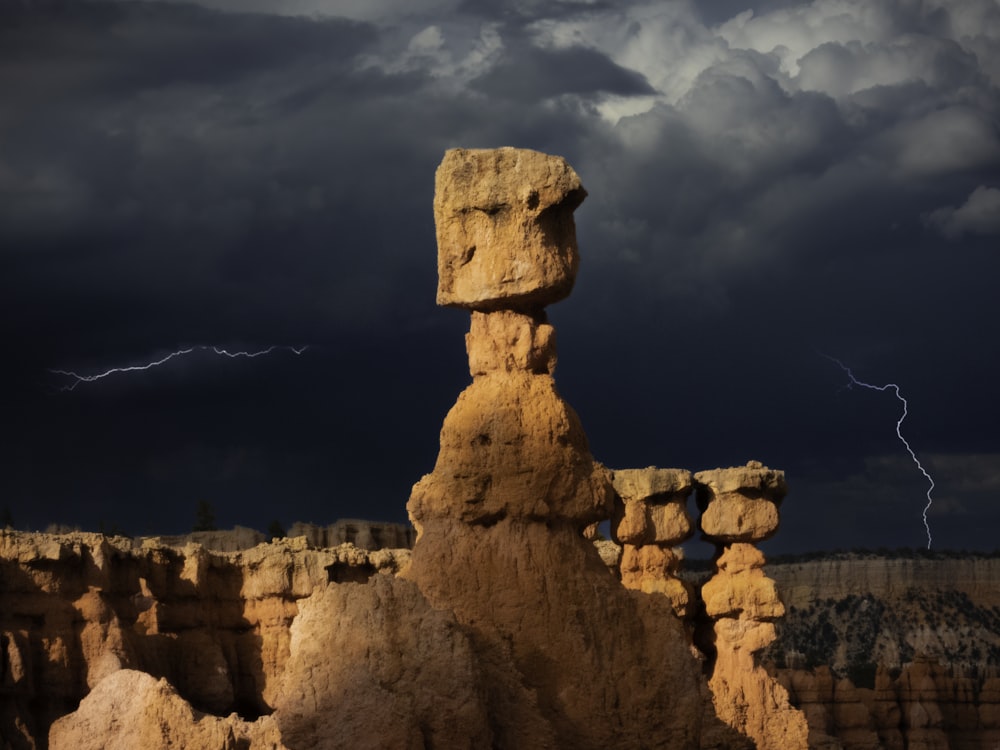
[
  {"left": 285, "top": 520, "right": 415, "bottom": 551},
  {"left": 612, "top": 467, "right": 696, "bottom": 618},
  {"left": 696, "top": 461, "right": 809, "bottom": 749},
  {"left": 765, "top": 553, "right": 1000, "bottom": 749}
]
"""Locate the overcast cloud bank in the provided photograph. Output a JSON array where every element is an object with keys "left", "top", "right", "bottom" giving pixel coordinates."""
[{"left": 1, "top": 0, "right": 997, "bottom": 552}]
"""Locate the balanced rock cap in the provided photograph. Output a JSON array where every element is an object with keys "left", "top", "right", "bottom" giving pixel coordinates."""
[
  {"left": 693, "top": 460, "right": 787, "bottom": 500},
  {"left": 434, "top": 147, "right": 586, "bottom": 311},
  {"left": 612, "top": 467, "right": 693, "bottom": 502}
]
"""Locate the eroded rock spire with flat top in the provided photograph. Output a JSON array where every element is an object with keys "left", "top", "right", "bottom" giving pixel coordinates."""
[{"left": 404, "top": 147, "right": 712, "bottom": 749}]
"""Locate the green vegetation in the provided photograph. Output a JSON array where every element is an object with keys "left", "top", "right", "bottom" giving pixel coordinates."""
[
  {"left": 767, "top": 584, "right": 1000, "bottom": 682},
  {"left": 767, "top": 547, "right": 1000, "bottom": 565}
]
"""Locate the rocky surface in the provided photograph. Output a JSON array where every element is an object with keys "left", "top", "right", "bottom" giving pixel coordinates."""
[
  {"left": 0, "top": 530, "right": 406, "bottom": 749},
  {"left": 695, "top": 461, "right": 785, "bottom": 544},
  {"left": 612, "top": 467, "right": 694, "bottom": 546},
  {"left": 0, "top": 148, "right": 814, "bottom": 750},
  {"left": 763, "top": 552, "right": 1000, "bottom": 749},
  {"left": 434, "top": 147, "right": 585, "bottom": 311},
  {"left": 284, "top": 520, "right": 415, "bottom": 551},
  {"left": 273, "top": 575, "right": 499, "bottom": 750},
  {"left": 405, "top": 147, "right": 712, "bottom": 748},
  {"left": 48, "top": 670, "right": 285, "bottom": 750},
  {"left": 697, "top": 464, "right": 809, "bottom": 750},
  {"left": 612, "top": 467, "right": 697, "bottom": 619},
  {"left": 140, "top": 519, "right": 415, "bottom": 553}
]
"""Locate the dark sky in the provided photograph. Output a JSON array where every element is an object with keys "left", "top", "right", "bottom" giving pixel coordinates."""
[{"left": 2, "top": 0, "right": 998, "bottom": 554}]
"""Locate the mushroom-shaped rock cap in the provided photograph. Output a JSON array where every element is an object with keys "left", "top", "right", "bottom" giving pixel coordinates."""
[
  {"left": 612, "top": 467, "right": 693, "bottom": 502},
  {"left": 435, "top": 147, "right": 586, "bottom": 311},
  {"left": 693, "top": 460, "right": 787, "bottom": 501}
]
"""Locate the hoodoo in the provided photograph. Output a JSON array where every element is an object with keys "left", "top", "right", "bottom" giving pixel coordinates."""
[{"left": 404, "top": 147, "right": 711, "bottom": 748}]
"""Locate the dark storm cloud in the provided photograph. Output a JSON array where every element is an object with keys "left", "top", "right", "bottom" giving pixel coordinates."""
[
  {"left": 926, "top": 186, "right": 1000, "bottom": 239},
  {"left": 2, "top": 0, "right": 998, "bottom": 551},
  {"left": 0, "top": 2, "right": 374, "bottom": 91},
  {"left": 0, "top": 1, "right": 430, "bottom": 361},
  {"left": 471, "top": 45, "right": 657, "bottom": 101}
]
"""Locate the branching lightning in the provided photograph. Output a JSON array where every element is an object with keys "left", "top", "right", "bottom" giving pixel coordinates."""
[
  {"left": 822, "top": 353, "right": 935, "bottom": 549},
  {"left": 50, "top": 345, "right": 308, "bottom": 391}
]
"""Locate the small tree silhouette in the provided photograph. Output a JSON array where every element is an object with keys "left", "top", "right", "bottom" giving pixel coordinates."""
[
  {"left": 192, "top": 500, "right": 217, "bottom": 532},
  {"left": 98, "top": 520, "right": 127, "bottom": 537},
  {"left": 267, "top": 519, "right": 286, "bottom": 541},
  {"left": 1, "top": 506, "right": 13, "bottom": 529}
]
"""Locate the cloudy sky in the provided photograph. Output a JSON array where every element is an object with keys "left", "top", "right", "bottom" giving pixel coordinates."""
[{"left": 2, "top": 0, "right": 998, "bottom": 554}]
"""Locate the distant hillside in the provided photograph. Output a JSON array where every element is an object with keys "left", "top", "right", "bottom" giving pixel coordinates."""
[
  {"left": 759, "top": 552, "right": 1000, "bottom": 749},
  {"left": 765, "top": 552, "right": 1000, "bottom": 672}
]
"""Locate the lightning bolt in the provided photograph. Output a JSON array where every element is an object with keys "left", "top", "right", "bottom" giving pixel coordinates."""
[
  {"left": 821, "top": 353, "right": 935, "bottom": 549},
  {"left": 50, "top": 345, "right": 308, "bottom": 392}
]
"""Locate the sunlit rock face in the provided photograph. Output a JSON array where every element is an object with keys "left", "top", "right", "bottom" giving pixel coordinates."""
[
  {"left": 696, "top": 462, "right": 810, "bottom": 750},
  {"left": 0, "top": 529, "right": 410, "bottom": 749},
  {"left": 612, "top": 467, "right": 697, "bottom": 619},
  {"left": 49, "top": 670, "right": 285, "bottom": 750},
  {"left": 434, "top": 147, "right": 584, "bottom": 312},
  {"left": 406, "top": 147, "right": 709, "bottom": 749}
]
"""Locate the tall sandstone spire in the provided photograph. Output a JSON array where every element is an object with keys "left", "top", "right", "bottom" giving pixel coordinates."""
[
  {"left": 405, "top": 147, "right": 710, "bottom": 749},
  {"left": 39, "top": 147, "right": 811, "bottom": 750}
]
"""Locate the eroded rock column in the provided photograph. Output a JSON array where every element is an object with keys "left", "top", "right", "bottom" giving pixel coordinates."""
[
  {"left": 696, "top": 460, "right": 810, "bottom": 749},
  {"left": 404, "top": 147, "right": 706, "bottom": 749},
  {"left": 612, "top": 467, "right": 696, "bottom": 619},
  {"left": 407, "top": 147, "right": 611, "bottom": 531}
]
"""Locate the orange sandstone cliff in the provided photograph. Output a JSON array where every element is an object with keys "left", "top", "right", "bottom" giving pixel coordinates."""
[{"left": 0, "top": 147, "right": 813, "bottom": 750}]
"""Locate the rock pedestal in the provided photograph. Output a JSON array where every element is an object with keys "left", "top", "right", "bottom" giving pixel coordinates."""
[
  {"left": 696, "top": 461, "right": 809, "bottom": 749},
  {"left": 611, "top": 467, "right": 696, "bottom": 618},
  {"left": 404, "top": 148, "right": 706, "bottom": 749}
]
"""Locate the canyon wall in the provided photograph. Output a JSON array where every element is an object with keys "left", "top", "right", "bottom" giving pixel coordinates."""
[{"left": 762, "top": 554, "right": 1000, "bottom": 750}]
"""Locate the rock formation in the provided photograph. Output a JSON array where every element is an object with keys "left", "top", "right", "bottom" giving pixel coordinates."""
[
  {"left": 433, "top": 147, "right": 584, "bottom": 311},
  {"left": 139, "top": 519, "right": 415, "bottom": 553},
  {"left": 0, "top": 530, "right": 405, "bottom": 749},
  {"left": 403, "top": 147, "right": 710, "bottom": 748},
  {"left": 695, "top": 461, "right": 810, "bottom": 749},
  {"left": 764, "top": 552, "right": 1000, "bottom": 749},
  {"left": 48, "top": 670, "right": 284, "bottom": 750},
  {"left": 0, "top": 147, "right": 819, "bottom": 750},
  {"left": 612, "top": 467, "right": 696, "bottom": 618}
]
